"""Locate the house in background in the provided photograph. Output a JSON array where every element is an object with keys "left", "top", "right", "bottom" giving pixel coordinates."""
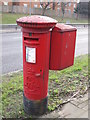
[{"left": 0, "top": 0, "right": 77, "bottom": 17}]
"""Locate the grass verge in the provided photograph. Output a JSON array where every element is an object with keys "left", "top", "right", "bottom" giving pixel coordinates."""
[
  {"left": 1, "top": 55, "right": 88, "bottom": 118},
  {"left": 1, "top": 13, "right": 29, "bottom": 24},
  {"left": 0, "top": 13, "right": 88, "bottom": 24},
  {"left": 52, "top": 16, "right": 88, "bottom": 23}
]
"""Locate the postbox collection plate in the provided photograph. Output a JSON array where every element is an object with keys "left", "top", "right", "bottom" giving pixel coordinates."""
[{"left": 26, "top": 47, "right": 36, "bottom": 63}]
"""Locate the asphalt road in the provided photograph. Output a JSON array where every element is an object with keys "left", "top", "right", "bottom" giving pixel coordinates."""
[{"left": 2, "top": 27, "right": 88, "bottom": 74}]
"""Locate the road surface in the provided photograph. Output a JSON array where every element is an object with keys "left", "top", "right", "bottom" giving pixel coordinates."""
[{"left": 1, "top": 27, "right": 88, "bottom": 74}]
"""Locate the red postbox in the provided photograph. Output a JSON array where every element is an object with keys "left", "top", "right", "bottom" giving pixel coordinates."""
[
  {"left": 16, "top": 15, "right": 57, "bottom": 115},
  {"left": 49, "top": 23, "right": 77, "bottom": 70}
]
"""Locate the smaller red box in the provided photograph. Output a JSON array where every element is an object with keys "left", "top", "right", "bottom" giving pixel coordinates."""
[{"left": 49, "top": 23, "right": 77, "bottom": 70}]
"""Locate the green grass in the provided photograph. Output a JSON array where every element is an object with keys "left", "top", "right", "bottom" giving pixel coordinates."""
[
  {"left": 1, "top": 55, "right": 88, "bottom": 118},
  {"left": 1, "top": 13, "right": 29, "bottom": 24},
  {"left": 0, "top": 13, "right": 88, "bottom": 24},
  {"left": 52, "top": 16, "right": 88, "bottom": 23}
]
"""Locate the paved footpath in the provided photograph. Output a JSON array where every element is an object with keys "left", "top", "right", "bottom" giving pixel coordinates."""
[{"left": 38, "top": 93, "right": 89, "bottom": 119}]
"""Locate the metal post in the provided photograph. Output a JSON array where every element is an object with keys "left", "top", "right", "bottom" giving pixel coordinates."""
[{"left": 30, "top": 0, "right": 31, "bottom": 16}]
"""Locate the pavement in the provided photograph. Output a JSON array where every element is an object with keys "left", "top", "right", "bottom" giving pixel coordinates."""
[
  {"left": 0, "top": 24, "right": 21, "bottom": 33},
  {"left": 0, "top": 29, "right": 21, "bottom": 33},
  {"left": 39, "top": 92, "right": 89, "bottom": 119}
]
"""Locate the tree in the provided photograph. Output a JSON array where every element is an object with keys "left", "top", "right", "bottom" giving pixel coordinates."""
[
  {"left": 40, "top": 2, "right": 52, "bottom": 15},
  {"left": 74, "top": 3, "right": 80, "bottom": 20},
  {"left": 52, "top": 2, "right": 55, "bottom": 10},
  {"left": 40, "top": 1, "right": 59, "bottom": 15},
  {"left": 39, "top": 1, "right": 70, "bottom": 18},
  {"left": 61, "top": 2, "right": 65, "bottom": 19},
  {"left": 61, "top": 2, "right": 70, "bottom": 20}
]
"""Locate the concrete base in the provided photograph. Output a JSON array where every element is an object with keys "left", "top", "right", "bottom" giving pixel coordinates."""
[{"left": 23, "top": 93, "right": 48, "bottom": 116}]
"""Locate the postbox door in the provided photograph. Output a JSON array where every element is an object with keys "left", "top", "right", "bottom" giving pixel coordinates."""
[
  {"left": 23, "top": 32, "right": 50, "bottom": 100},
  {"left": 23, "top": 38, "right": 44, "bottom": 99},
  {"left": 50, "top": 26, "right": 76, "bottom": 70},
  {"left": 61, "top": 31, "right": 76, "bottom": 69}
]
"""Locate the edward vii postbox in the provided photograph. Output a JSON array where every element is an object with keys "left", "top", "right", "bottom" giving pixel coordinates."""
[
  {"left": 16, "top": 15, "right": 57, "bottom": 115},
  {"left": 49, "top": 23, "right": 77, "bottom": 70}
]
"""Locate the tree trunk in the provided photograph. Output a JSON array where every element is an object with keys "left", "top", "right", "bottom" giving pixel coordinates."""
[
  {"left": 52, "top": 2, "right": 55, "bottom": 10},
  {"left": 42, "top": 8, "right": 46, "bottom": 16},
  {"left": 60, "top": 13, "right": 64, "bottom": 22},
  {"left": 76, "top": 13, "right": 78, "bottom": 20},
  {"left": 61, "top": 12, "right": 64, "bottom": 20}
]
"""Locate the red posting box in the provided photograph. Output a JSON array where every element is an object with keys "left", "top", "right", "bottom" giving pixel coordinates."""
[{"left": 49, "top": 23, "right": 77, "bottom": 70}]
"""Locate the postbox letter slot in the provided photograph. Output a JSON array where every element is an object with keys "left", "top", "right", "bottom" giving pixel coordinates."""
[
  {"left": 24, "top": 37, "right": 39, "bottom": 41},
  {"left": 24, "top": 37, "right": 39, "bottom": 45}
]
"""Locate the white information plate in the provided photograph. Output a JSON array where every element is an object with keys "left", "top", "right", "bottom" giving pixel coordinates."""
[{"left": 26, "top": 47, "right": 36, "bottom": 63}]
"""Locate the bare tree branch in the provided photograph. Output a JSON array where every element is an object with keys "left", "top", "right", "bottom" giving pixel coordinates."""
[
  {"left": 39, "top": 1, "right": 71, "bottom": 16},
  {"left": 39, "top": 1, "right": 60, "bottom": 15}
]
